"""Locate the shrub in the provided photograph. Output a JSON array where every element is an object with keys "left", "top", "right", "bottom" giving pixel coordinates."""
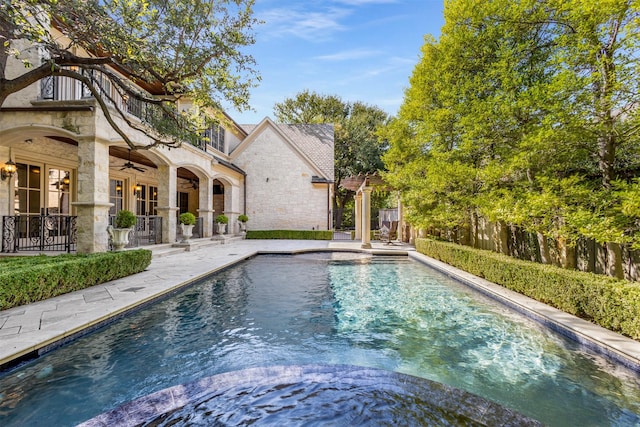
[
  {"left": 115, "top": 209, "right": 137, "bottom": 228},
  {"left": 179, "top": 212, "right": 196, "bottom": 225},
  {"left": 0, "top": 250, "right": 152, "bottom": 310},
  {"left": 245, "top": 230, "right": 333, "bottom": 240},
  {"left": 238, "top": 214, "right": 249, "bottom": 223},
  {"left": 215, "top": 214, "right": 229, "bottom": 224},
  {"left": 415, "top": 238, "right": 640, "bottom": 339}
]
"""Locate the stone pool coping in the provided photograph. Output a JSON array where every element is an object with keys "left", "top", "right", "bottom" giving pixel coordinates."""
[
  {"left": 408, "top": 251, "right": 640, "bottom": 372},
  {"left": 1, "top": 238, "right": 639, "bottom": 374}
]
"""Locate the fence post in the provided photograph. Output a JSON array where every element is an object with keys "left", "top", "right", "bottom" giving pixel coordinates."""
[
  {"left": 557, "top": 238, "right": 576, "bottom": 269},
  {"left": 606, "top": 242, "right": 624, "bottom": 279},
  {"left": 537, "top": 232, "right": 551, "bottom": 264}
]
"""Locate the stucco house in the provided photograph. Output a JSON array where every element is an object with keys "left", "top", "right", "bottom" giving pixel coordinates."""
[{"left": 0, "top": 29, "right": 334, "bottom": 254}]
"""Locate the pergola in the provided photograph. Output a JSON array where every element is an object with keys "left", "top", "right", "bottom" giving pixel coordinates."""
[{"left": 340, "top": 173, "right": 403, "bottom": 248}]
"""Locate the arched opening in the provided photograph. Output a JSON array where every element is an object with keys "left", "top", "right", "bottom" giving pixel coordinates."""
[{"left": 0, "top": 132, "right": 79, "bottom": 252}]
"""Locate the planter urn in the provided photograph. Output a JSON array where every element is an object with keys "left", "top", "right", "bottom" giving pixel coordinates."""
[{"left": 107, "top": 225, "right": 132, "bottom": 251}]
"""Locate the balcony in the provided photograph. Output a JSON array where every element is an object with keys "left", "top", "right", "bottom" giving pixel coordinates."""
[{"left": 39, "top": 69, "right": 151, "bottom": 122}]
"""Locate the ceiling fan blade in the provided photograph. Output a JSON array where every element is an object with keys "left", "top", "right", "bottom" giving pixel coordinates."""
[{"left": 133, "top": 166, "right": 146, "bottom": 172}]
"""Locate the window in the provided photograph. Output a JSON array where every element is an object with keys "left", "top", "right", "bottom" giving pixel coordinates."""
[
  {"left": 109, "top": 179, "right": 124, "bottom": 215},
  {"left": 14, "top": 163, "right": 72, "bottom": 216},
  {"left": 149, "top": 186, "right": 158, "bottom": 215},
  {"left": 46, "top": 168, "right": 71, "bottom": 215},
  {"left": 134, "top": 184, "right": 158, "bottom": 216},
  {"left": 204, "top": 123, "right": 225, "bottom": 152},
  {"left": 15, "top": 163, "right": 42, "bottom": 215},
  {"left": 135, "top": 185, "right": 147, "bottom": 216}
]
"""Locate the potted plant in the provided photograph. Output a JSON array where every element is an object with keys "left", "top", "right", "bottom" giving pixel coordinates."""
[
  {"left": 179, "top": 212, "right": 197, "bottom": 242},
  {"left": 238, "top": 214, "right": 249, "bottom": 233},
  {"left": 107, "top": 209, "right": 136, "bottom": 251},
  {"left": 215, "top": 214, "right": 228, "bottom": 234}
]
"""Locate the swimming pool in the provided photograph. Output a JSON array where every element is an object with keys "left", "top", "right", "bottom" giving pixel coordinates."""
[{"left": 0, "top": 253, "right": 639, "bottom": 426}]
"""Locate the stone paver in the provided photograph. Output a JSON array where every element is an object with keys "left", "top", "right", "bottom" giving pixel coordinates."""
[{"left": 1, "top": 238, "right": 639, "bottom": 374}]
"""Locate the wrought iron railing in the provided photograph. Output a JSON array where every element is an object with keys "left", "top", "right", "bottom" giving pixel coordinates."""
[
  {"left": 1, "top": 215, "right": 77, "bottom": 253},
  {"left": 39, "top": 69, "right": 150, "bottom": 122},
  {"left": 108, "top": 215, "right": 163, "bottom": 249},
  {"left": 188, "top": 123, "right": 226, "bottom": 155},
  {"left": 332, "top": 230, "right": 354, "bottom": 241}
]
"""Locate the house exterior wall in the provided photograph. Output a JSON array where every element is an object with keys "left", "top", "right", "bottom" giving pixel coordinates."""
[
  {"left": 234, "top": 126, "right": 330, "bottom": 231},
  {"left": 1, "top": 29, "right": 334, "bottom": 250}
]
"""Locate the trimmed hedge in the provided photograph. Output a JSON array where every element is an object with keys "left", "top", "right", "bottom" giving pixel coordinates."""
[
  {"left": 348, "top": 231, "right": 378, "bottom": 240},
  {"left": 245, "top": 230, "right": 333, "bottom": 240},
  {"left": 0, "top": 250, "right": 152, "bottom": 310},
  {"left": 415, "top": 238, "right": 640, "bottom": 340}
]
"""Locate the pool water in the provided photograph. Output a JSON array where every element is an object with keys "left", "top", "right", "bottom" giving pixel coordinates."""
[{"left": 0, "top": 254, "right": 639, "bottom": 426}]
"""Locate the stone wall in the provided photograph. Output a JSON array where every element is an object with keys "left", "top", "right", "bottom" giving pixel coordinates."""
[{"left": 234, "top": 126, "right": 330, "bottom": 231}]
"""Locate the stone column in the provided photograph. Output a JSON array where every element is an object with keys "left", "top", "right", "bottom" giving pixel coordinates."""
[
  {"left": 354, "top": 193, "right": 362, "bottom": 240},
  {"left": 361, "top": 187, "right": 372, "bottom": 249},
  {"left": 156, "top": 164, "right": 178, "bottom": 243},
  {"left": 72, "top": 138, "right": 111, "bottom": 253},
  {"left": 0, "top": 146, "right": 13, "bottom": 217},
  {"left": 397, "top": 195, "right": 404, "bottom": 242},
  {"left": 198, "top": 177, "right": 214, "bottom": 237}
]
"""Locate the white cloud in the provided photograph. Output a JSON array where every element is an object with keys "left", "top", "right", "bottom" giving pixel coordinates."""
[
  {"left": 258, "top": 7, "right": 352, "bottom": 41},
  {"left": 314, "top": 49, "right": 381, "bottom": 61},
  {"left": 333, "top": 0, "right": 398, "bottom": 5}
]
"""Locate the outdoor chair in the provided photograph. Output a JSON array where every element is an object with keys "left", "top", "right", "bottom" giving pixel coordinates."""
[{"left": 380, "top": 221, "right": 398, "bottom": 244}]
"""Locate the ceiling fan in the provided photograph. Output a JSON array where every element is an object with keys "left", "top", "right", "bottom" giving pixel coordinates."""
[
  {"left": 180, "top": 178, "right": 199, "bottom": 190},
  {"left": 117, "top": 149, "right": 146, "bottom": 173}
]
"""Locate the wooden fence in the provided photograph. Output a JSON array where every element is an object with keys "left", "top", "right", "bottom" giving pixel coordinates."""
[{"left": 414, "top": 216, "right": 640, "bottom": 282}]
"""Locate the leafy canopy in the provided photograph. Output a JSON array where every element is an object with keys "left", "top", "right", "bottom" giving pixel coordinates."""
[
  {"left": 0, "top": 0, "right": 260, "bottom": 149},
  {"left": 383, "top": 0, "right": 640, "bottom": 247}
]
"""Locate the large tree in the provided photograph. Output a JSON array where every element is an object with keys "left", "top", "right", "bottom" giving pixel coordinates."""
[
  {"left": 273, "top": 90, "right": 389, "bottom": 229},
  {"left": 0, "top": 0, "right": 259, "bottom": 149},
  {"left": 383, "top": 0, "right": 640, "bottom": 249}
]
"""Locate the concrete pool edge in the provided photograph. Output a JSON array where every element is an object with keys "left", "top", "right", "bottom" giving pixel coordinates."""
[{"left": 408, "top": 251, "right": 640, "bottom": 372}]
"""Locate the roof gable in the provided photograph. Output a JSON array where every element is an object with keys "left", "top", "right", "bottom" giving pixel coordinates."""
[{"left": 232, "top": 118, "right": 334, "bottom": 181}]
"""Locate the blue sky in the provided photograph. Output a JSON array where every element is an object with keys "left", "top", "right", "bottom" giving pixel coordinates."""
[{"left": 226, "top": 0, "right": 445, "bottom": 124}]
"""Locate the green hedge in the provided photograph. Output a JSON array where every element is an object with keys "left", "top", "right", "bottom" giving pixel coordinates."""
[
  {"left": 415, "top": 238, "right": 640, "bottom": 340},
  {"left": 348, "top": 231, "right": 378, "bottom": 240},
  {"left": 245, "top": 230, "right": 333, "bottom": 240},
  {"left": 0, "top": 250, "right": 152, "bottom": 310}
]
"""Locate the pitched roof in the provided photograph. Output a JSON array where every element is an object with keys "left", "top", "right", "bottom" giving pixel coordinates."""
[{"left": 240, "top": 122, "right": 334, "bottom": 182}]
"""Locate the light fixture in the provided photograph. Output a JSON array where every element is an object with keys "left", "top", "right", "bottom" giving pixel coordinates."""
[
  {"left": 62, "top": 174, "right": 70, "bottom": 185},
  {"left": 116, "top": 184, "right": 122, "bottom": 193},
  {"left": 134, "top": 183, "right": 142, "bottom": 195},
  {"left": 1, "top": 160, "right": 17, "bottom": 181}
]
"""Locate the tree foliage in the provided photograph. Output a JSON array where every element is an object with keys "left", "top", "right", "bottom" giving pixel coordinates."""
[
  {"left": 0, "top": 0, "right": 259, "bottom": 149},
  {"left": 383, "top": 0, "right": 640, "bottom": 247},
  {"left": 273, "top": 90, "right": 390, "bottom": 228}
]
